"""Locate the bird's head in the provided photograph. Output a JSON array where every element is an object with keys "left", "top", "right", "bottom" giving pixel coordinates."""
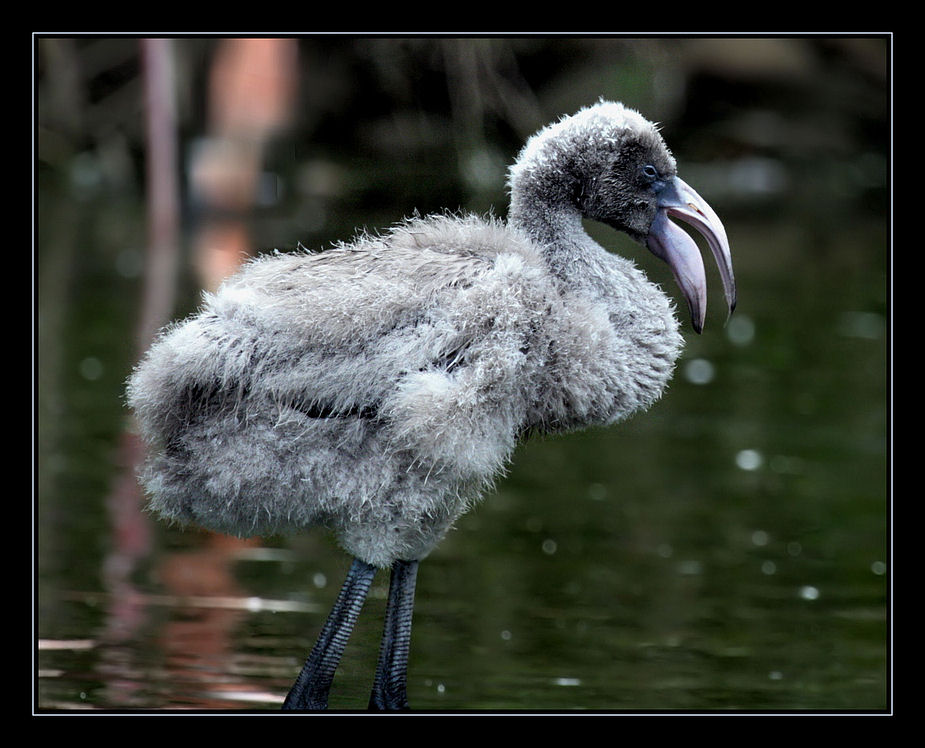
[{"left": 510, "top": 100, "right": 736, "bottom": 333}]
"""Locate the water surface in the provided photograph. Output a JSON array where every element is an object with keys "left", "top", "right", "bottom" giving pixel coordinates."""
[{"left": 36, "top": 195, "right": 888, "bottom": 712}]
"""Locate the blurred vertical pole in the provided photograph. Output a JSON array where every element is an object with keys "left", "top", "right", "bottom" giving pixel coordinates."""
[
  {"left": 99, "top": 39, "right": 180, "bottom": 665},
  {"left": 137, "top": 38, "right": 180, "bottom": 352}
]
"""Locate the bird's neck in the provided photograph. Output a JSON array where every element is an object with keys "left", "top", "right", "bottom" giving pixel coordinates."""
[{"left": 508, "top": 192, "right": 603, "bottom": 286}]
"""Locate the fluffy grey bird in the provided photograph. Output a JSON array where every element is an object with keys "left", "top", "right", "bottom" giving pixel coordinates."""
[{"left": 126, "top": 100, "right": 736, "bottom": 710}]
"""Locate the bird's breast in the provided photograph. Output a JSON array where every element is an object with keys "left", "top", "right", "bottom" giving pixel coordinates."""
[{"left": 527, "top": 255, "right": 684, "bottom": 432}]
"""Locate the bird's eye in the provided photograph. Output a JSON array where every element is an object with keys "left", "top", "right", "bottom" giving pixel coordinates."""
[{"left": 641, "top": 164, "right": 659, "bottom": 182}]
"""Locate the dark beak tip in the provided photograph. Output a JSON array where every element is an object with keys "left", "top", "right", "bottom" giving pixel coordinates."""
[{"left": 691, "top": 313, "right": 704, "bottom": 334}]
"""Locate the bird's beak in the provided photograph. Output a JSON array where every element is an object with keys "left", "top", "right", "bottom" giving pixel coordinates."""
[{"left": 646, "top": 176, "right": 737, "bottom": 333}]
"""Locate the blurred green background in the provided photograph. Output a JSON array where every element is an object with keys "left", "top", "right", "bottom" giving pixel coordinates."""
[{"left": 35, "top": 36, "right": 889, "bottom": 712}]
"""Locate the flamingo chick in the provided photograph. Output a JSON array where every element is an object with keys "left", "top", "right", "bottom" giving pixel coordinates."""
[{"left": 126, "top": 100, "right": 736, "bottom": 710}]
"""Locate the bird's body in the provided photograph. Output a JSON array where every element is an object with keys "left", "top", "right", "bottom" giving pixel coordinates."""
[
  {"left": 127, "top": 100, "right": 735, "bottom": 709},
  {"left": 129, "top": 213, "right": 680, "bottom": 566}
]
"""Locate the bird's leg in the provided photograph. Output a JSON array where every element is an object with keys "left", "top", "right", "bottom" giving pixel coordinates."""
[
  {"left": 368, "top": 559, "right": 419, "bottom": 710},
  {"left": 283, "top": 557, "right": 377, "bottom": 710}
]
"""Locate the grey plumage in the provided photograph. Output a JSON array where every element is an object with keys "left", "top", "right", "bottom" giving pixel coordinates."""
[
  {"left": 129, "top": 213, "right": 678, "bottom": 561},
  {"left": 127, "top": 100, "right": 735, "bottom": 569},
  {"left": 127, "top": 100, "right": 735, "bottom": 709}
]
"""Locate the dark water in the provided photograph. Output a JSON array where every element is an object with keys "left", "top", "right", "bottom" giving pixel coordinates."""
[
  {"left": 35, "top": 37, "right": 889, "bottom": 713},
  {"left": 35, "top": 209, "right": 889, "bottom": 713}
]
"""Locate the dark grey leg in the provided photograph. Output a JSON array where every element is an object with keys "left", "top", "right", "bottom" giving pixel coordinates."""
[
  {"left": 283, "top": 558, "right": 377, "bottom": 710},
  {"left": 369, "top": 559, "right": 419, "bottom": 710}
]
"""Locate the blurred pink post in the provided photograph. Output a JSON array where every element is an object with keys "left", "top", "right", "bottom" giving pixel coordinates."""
[
  {"left": 137, "top": 38, "right": 181, "bottom": 352},
  {"left": 191, "top": 38, "right": 299, "bottom": 290}
]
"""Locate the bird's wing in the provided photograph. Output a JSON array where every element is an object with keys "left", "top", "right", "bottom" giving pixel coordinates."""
[
  {"left": 201, "top": 217, "right": 554, "bottom": 478},
  {"left": 129, "top": 214, "right": 556, "bottom": 484}
]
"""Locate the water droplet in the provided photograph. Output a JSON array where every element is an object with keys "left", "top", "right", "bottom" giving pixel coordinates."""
[
  {"left": 736, "top": 449, "right": 763, "bottom": 471},
  {"left": 587, "top": 483, "right": 607, "bottom": 501},
  {"left": 525, "top": 516, "right": 543, "bottom": 533},
  {"left": 870, "top": 561, "right": 886, "bottom": 576},
  {"left": 751, "top": 529, "right": 769, "bottom": 546},
  {"left": 761, "top": 560, "right": 776, "bottom": 575},
  {"left": 79, "top": 357, "right": 103, "bottom": 381},
  {"left": 684, "top": 357, "right": 715, "bottom": 385},
  {"left": 727, "top": 314, "right": 755, "bottom": 346},
  {"left": 677, "top": 560, "right": 702, "bottom": 576},
  {"left": 837, "top": 310, "right": 885, "bottom": 340},
  {"left": 541, "top": 538, "right": 557, "bottom": 555},
  {"left": 799, "top": 585, "right": 820, "bottom": 601}
]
